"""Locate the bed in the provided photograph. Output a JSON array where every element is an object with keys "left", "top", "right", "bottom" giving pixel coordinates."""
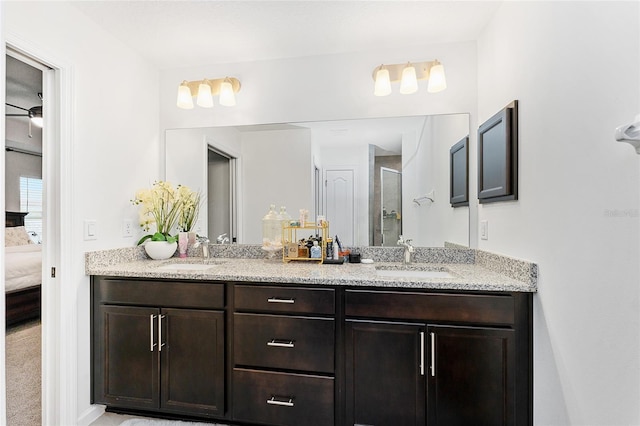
[{"left": 5, "top": 211, "right": 41, "bottom": 326}]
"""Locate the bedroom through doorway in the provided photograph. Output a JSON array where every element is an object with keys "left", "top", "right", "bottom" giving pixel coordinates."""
[{"left": 4, "top": 49, "right": 46, "bottom": 425}]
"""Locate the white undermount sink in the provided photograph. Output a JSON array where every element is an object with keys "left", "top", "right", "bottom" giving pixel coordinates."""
[
  {"left": 375, "top": 267, "right": 454, "bottom": 279},
  {"left": 156, "top": 262, "right": 219, "bottom": 272}
]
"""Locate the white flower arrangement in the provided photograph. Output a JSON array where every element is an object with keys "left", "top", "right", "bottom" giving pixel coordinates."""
[{"left": 131, "top": 181, "right": 202, "bottom": 245}]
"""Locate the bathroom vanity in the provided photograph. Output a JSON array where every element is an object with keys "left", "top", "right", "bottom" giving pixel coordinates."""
[{"left": 87, "top": 248, "right": 535, "bottom": 426}]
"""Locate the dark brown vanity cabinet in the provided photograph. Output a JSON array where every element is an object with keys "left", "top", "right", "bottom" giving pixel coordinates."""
[
  {"left": 345, "top": 290, "right": 531, "bottom": 426},
  {"left": 91, "top": 278, "right": 225, "bottom": 418},
  {"left": 232, "top": 284, "right": 336, "bottom": 426},
  {"left": 90, "top": 276, "right": 532, "bottom": 426}
]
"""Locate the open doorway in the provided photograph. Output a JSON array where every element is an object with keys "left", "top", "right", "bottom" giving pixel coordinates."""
[
  {"left": 4, "top": 50, "right": 45, "bottom": 425},
  {"left": 207, "top": 147, "right": 237, "bottom": 244}
]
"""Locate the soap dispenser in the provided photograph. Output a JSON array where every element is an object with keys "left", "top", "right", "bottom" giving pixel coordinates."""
[{"left": 310, "top": 240, "right": 322, "bottom": 259}]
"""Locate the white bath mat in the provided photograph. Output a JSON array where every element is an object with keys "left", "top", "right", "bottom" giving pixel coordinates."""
[{"left": 120, "top": 419, "right": 226, "bottom": 426}]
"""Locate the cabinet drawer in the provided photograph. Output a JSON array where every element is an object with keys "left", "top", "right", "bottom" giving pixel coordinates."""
[
  {"left": 233, "top": 368, "right": 334, "bottom": 426},
  {"left": 234, "top": 313, "right": 334, "bottom": 373},
  {"left": 234, "top": 284, "right": 334, "bottom": 315},
  {"left": 94, "top": 278, "right": 224, "bottom": 309},
  {"left": 346, "top": 290, "right": 515, "bottom": 325}
]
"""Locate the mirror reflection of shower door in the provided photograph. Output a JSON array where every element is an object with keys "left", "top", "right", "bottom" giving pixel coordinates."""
[{"left": 380, "top": 167, "right": 402, "bottom": 246}]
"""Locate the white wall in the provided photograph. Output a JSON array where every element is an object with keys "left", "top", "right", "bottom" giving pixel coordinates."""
[
  {"left": 159, "top": 41, "right": 477, "bottom": 130},
  {"left": 477, "top": 2, "right": 640, "bottom": 424},
  {"left": 240, "top": 128, "right": 313, "bottom": 244},
  {"left": 4, "top": 2, "right": 160, "bottom": 423}
]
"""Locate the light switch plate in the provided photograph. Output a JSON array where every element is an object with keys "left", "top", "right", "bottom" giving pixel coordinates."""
[
  {"left": 84, "top": 220, "right": 98, "bottom": 241},
  {"left": 480, "top": 220, "right": 488, "bottom": 240}
]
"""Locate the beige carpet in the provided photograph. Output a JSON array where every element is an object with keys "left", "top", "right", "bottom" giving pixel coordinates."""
[{"left": 6, "top": 320, "right": 41, "bottom": 426}]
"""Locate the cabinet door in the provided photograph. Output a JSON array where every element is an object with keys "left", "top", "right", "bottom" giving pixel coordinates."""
[
  {"left": 160, "top": 308, "right": 225, "bottom": 416},
  {"left": 345, "top": 320, "right": 426, "bottom": 426},
  {"left": 428, "top": 325, "right": 515, "bottom": 426},
  {"left": 93, "top": 305, "right": 160, "bottom": 410}
]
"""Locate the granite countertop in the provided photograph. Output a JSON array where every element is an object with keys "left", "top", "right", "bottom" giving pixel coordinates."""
[{"left": 85, "top": 252, "right": 537, "bottom": 293}]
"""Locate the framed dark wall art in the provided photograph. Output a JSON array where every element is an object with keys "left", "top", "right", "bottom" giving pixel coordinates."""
[
  {"left": 477, "top": 100, "right": 518, "bottom": 203},
  {"left": 450, "top": 136, "right": 469, "bottom": 207}
]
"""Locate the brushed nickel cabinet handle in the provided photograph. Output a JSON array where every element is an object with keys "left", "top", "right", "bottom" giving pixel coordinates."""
[
  {"left": 150, "top": 314, "right": 157, "bottom": 352},
  {"left": 266, "top": 396, "right": 294, "bottom": 407},
  {"left": 158, "top": 315, "right": 166, "bottom": 352},
  {"left": 420, "top": 331, "right": 425, "bottom": 376},
  {"left": 430, "top": 332, "right": 436, "bottom": 377},
  {"left": 267, "top": 297, "right": 295, "bottom": 304},
  {"left": 267, "top": 339, "right": 295, "bottom": 348}
]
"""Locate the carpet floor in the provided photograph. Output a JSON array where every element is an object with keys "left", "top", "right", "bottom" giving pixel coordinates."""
[{"left": 6, "top": 319, "right": 41, "bottom": 426}]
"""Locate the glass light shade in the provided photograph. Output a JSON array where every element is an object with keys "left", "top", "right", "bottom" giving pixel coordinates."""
[
  {"left": 374, "top": 67, "right": 392, "bottom": 96},
  {"left": 399, "top": 64, "right": 418, "bottom": 94},
  {"left": 196, "top": 81, "right": 214, "bottom": 107},
  {"left": 176, "top": 83, "right": 194, "bottom": 109},
  {"left": 219, "top": 80, "right": 236, "bottom": 106},
  {"left": 30, "top": 117, "right": 44, "bottom": 128},
  {"left": 427, "top": 63, "right": 447, "bottom": 93}
]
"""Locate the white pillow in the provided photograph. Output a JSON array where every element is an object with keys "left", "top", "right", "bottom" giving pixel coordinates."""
[{"left": 5, "top": 226, "right": 33, "bottom": 246}]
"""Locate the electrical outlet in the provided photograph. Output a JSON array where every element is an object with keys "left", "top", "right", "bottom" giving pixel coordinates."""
[
  {"left": 480, "top": 220, "right": 488, "bottom": 240},
  {"left": 123, "top": 219, "right": 133, "bottom": 237}
]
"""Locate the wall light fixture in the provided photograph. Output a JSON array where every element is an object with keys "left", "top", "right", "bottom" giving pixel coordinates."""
[
  {"left": 372, "top": 60, "right": 446, "bottom": 96},
  {"left": 176, "top": 77, "right": 241, "bottom": 109}
]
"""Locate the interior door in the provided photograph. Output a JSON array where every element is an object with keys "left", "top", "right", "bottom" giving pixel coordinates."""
[{"left": 324, "top": 168, "right": 355, "bottom": 246}]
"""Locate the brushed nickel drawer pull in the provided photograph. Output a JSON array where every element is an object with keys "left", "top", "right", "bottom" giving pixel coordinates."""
[
  {"left": 150, "top": 314, "right": 157, "bottom": 352},
  {"left": 267, "top": 339, "right": 295, "bottom": 348},
  {"left": 266, "top": 396, "right": 294, "bottom": 407},
  {"left": 267, "top": 297, "right": 295, "bottom": 304},
  {"left": 430, "top": 332, "right": 436, "bottom": 377},
  {"left": 158, "top": 315, "right": 166, "bottom": 352},
  {"left": 420, "top": 331, "right": 425, "bottom": 376}
]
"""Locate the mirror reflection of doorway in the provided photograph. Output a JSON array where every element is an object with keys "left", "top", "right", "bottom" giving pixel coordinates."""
[
  {"left": 380, "top": 167, "right": 402, "bottom": 246},
  {"left": 207, "top": 148, "right": 236, "bottom": 243}
]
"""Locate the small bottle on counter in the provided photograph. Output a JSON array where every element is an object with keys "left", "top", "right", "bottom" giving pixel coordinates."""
[
  {"left": 310, "top": 240, "right": 322, "bottom": 258},
  {"left": 326, "top": 237, "right": 333, "bottom": 259}
]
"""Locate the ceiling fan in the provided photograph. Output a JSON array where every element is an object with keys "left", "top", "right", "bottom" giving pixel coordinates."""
[{"left": 5, "top": 92, "right": 43, "bottom": 138}]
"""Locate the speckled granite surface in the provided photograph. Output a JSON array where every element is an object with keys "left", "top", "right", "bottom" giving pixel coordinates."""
[{"left": 85, "top": 244, "right": 537, "bottom": 292}]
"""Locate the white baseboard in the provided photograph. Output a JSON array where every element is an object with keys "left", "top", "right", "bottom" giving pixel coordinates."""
[{"left": 77, "top": 404, "right": 106, "bottom": 426}]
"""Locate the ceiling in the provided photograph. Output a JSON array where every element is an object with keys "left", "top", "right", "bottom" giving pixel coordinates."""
[
  {"left": 5, "top": 54, "right": 43, "bottom": 146},
  {"left": 70, "top": 1, "right": 502, "bottom": 69}
]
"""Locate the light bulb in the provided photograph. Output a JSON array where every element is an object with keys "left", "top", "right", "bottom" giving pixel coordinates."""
[
  {"left": 176, "top": 81, "right": 194, "bottom": 109},
  {"left": 30, "top": 117, "right": 43, "bottom": 128},
  {"left": 219, "top": 78, "right": 236, "bottom": 106},
  {"left": 427, "top": 61, "right": 447, "bottom": 93},
  {"left": 196, "top": 80, "right": 214, "bottom": 108},
  {"left": 374, "top": 66, "right": 392, "bottom": 96},
  {"left": 399, "top": 63, "right": 418, "bottom": 94}
]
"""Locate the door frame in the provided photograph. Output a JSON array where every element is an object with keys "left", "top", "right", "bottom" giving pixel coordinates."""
[{"left": 2, "top": 35, "right": 74, "bottom": 425}]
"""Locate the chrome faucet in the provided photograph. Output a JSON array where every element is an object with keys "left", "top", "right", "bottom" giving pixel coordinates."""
[
  {"left": 216, "top": 233, "right": 230, "bottom": 244},
  {"left": 397, "top": 235, "right": 414, "bottom": 264},
  {"left": 193, "top": 236, "right": 210, "bottom": 259}
]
